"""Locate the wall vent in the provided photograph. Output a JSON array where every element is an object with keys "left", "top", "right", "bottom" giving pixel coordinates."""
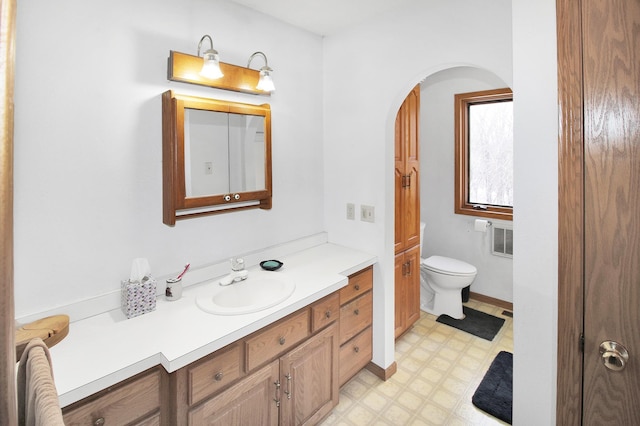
[{"left": 492, "top": 225, "right": 513, "bottom": 257}]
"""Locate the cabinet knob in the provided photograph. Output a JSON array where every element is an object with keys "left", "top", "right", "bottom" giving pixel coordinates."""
[
  {"left": 354, "top": 346, "right": 360, "bottom": 353},
  {"left": 325, "top": 310, "right": 331, "bottom": 319},
  {"left": 233, "top": 193, "right": 240, "bottom": 200},
  {"left": 224, "top": 194, "right": 231, "bottom": 202},
  {"left": 354, "top": 284, "right": 360, "bottom": 291},
  {"left": 94, "top": 418, "right": 105, "bottom": 426},
  {"left": 279, "top": 337, "right": 286, "bottom": 345},
  {"left": 354, "top": 309, "right": 360, "bottom": 315},
  {"left": 214, "top": 372, "right": 223, "bottom": 382}
]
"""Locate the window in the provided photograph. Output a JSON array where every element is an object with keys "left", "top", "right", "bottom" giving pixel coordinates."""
[{"left": 455, "top": 88, "right": 513, "bottom": 220}]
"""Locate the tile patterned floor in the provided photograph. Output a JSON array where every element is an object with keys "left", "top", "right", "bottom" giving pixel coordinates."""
[{"left": 320, "top": 300, "right": 513, "bottom": 425}]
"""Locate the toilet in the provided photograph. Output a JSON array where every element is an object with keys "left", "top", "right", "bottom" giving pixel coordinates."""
[{"left": 419, "top": 222, "right": 477, "bottom": 319}]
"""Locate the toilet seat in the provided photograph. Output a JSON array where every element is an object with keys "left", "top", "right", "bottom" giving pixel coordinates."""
[{"left": 421, "top": 255, "right": 477, "bottom": 277}]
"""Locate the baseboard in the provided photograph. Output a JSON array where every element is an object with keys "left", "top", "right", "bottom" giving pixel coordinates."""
[
  {"left": 365, "top": 361, "right": 397, "bottom": 381},
  {"left": 469, "top": 292, "right": 513, "bottom": 312}
]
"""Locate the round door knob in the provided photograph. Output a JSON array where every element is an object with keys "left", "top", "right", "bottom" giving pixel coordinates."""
[
  {"left": 599, "top": 341, "right": 629, "bottom": 371},
  {"left": 279, "top": 337, "right": 286, "bottom": 345},
  {"left": 214, "top": 372, "right": 223, "bottom": 382}
]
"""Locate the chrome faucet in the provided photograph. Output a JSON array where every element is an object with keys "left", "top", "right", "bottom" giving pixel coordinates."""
[{"left": 219, "top": 257, "right": 249, "bottom": 286}]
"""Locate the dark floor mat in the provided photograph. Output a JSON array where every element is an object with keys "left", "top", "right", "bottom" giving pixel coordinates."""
[
  {"left": 436, "top": 306, "right": 505, "bottom": 341},
  {"left": 472, "top": 351, "right": 513, "bottom": 424}
]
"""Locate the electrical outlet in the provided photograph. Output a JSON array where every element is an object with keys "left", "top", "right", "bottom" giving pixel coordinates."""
[
  {"left": 346, "top": 203, "right": 355, "bottom": 220},
  {"left": 361, "top": 205, "right": 375, "bottom": 223}
]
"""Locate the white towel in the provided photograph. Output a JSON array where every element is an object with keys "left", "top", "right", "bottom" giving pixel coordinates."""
[{"left": 17, "top": 338, "right": 64, "bottom": 426}]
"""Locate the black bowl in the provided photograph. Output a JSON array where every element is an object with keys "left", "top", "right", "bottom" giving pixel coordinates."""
[{"left": 260, "top": 260, "right": 283, "bottom": 271}]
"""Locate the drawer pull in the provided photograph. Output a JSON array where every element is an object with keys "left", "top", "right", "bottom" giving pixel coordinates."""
[
  {"left": 279, "top": 336, "right": 286, "bottom": 345},
  {"left": 94, "top": 418, "right": 105, "bottom": 426},
  {"left": 354, "top": 346, "right": 360, "bottom": 353},
  {"left": 354, "top": 284, "right": 360, "bottom": 291},
  {"left": 325, "top": 310, "right": 332, "bottom": 319},
  {"left": 354, "top": 309, "right": 360, "bottom": 315},
  {"left": 214, "top": 372, "right": 223, "bottom": 382}
]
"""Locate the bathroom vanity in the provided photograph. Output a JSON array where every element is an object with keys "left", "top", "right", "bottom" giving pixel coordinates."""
[{"left": 54, "top": 243, "right": 375, "bottom": 425}]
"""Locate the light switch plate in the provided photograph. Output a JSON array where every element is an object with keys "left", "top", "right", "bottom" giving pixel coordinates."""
[
  {"left": 361, "top": 205, "right": 375, "bottom": 223},
  {"left": 347, "top": 203, "right": 355, "bottom": 220}
]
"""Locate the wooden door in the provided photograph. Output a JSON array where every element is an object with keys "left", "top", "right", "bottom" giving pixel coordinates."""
[
  {"left": 582, "top": 0, "right": 640, "bottom": 423},
  {"left": 279, "top": 323, "right": 338, "bottom": 426},
  {"left": 395, "top": 85, "right": 421, "bottom": 254},
  {"left": 187, "top": 360, "right": 279, "bottom": 426}
]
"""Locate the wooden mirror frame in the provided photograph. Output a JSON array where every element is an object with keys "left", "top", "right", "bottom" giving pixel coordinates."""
[{"left": 162, "top": 91, "right": 272, "bottom": 226}]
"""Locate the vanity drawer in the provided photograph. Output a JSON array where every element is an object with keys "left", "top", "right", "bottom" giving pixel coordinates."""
[
  {"left": 339, "top": 291, "right": 373, "bottom": 345},
  {"left": 311, "top": 292, "right": 340, "bottom": 332},
  {"left": 245, "top": 309, "right": 310, "bottom": 371},
  {"left": 63, "top": 367, "right": 162, "bottom": 426},
  {"left": 339, "top": 326, "right": 373, "bottom": 386},
  {"left": 340, "top": 266, "right": 373, "bottom": 304},
  {"left": 188, "top": 343, "right": 242, "bottom": 405}
]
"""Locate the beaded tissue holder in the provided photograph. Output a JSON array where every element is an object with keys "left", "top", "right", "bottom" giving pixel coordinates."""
[{"left": 121, "top": 276, "right": 157, "bottom": 319}]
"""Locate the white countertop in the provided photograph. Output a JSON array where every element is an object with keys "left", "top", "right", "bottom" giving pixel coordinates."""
[{"left": 50, "top": 243, "right": 376, "bottom": 407}]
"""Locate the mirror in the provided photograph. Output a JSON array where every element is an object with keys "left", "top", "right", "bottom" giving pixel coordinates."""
[{"left": 162, "top": 91, "right": 272, "bottom": 225}]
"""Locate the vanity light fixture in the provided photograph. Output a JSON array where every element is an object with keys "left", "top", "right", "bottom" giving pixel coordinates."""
[
  {"left": 247, "top": 51, "right": 275, "bottom": 93},
  {"left": 197, "top": 35, "right": 224, "bottom": 80},
  {"left": 168, "top": 39, "right": 273, "bottom": 96}
]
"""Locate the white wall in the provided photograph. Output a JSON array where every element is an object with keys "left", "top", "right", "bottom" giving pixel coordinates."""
[
  {"left": 13, "top": 0, "right": 325, "bottom": 318},
  {"left": 420, "top": 67, "right": 513, "bottom": 303},
  {"left": 322, "top": 0, "right": 513, "bottom": 379},
  {"left": 512, "top": 0, "right": 558, "bottom": 424}
]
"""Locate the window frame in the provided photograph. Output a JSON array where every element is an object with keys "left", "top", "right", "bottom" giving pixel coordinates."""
[{"left": 454, "top": 87, "right": 513, "bottom": 221}]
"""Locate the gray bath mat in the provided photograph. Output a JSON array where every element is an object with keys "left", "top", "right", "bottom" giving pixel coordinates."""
[{"left": 436, "top": 306, "right": 505, "bottom": 341}]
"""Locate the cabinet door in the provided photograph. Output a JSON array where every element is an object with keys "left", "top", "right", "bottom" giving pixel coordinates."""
[
  {"left": 404, "top": 245, "right": 421, "bottom": 329},
  {"left": 279, "top": 323, "right": 338, "bottom": 426},
  {"left": 187, "top": 360, "right": 279, "bottom": 426},
  {"left": 395, "top": 245, "right": 421, "bottom": 339},
  {"left": 395, "top": 85, "right": 421, "bottom": 254},
  {"left": 394, "top": 251, "right": 407, "bottom": 338}
]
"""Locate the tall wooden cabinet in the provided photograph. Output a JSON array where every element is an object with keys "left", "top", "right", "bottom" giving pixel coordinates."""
[{"left": 394, "top": 85, "right": 421, "bottom": 339}]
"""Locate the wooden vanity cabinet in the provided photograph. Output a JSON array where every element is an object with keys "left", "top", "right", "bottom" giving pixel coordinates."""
[
  {"left": 172, "top": 292, "right": 340, "bottom": 425},
  {"left": 338, "top": 267, "right": 373, "bottom": 387},
  {"left": 62, "top": 268, "right": 374, "bottom": 426},
  {"left": 62, "top": 366, "right": 167, "bottom": 426}
]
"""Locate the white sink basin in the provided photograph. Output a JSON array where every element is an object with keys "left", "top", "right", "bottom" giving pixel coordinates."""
[{"left": 196, "top": 272, "right": 296, "bottom": 315}]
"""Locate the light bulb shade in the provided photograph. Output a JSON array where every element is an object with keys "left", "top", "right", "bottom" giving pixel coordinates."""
[
  {"left": 200, "top": 50, "right": 224, "bottom": 80},
  {"left": 257, "top": 68, "right": 275, "bottom": 92}
]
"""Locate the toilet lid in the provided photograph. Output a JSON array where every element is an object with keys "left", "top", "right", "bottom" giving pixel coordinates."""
[{"left": 422, "top": 255, "right": 477, "bottom": 276}]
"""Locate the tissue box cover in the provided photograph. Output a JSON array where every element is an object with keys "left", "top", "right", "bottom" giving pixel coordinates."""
[{"left": 121, "top": 278, "right": 157, "bottom": 319}]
